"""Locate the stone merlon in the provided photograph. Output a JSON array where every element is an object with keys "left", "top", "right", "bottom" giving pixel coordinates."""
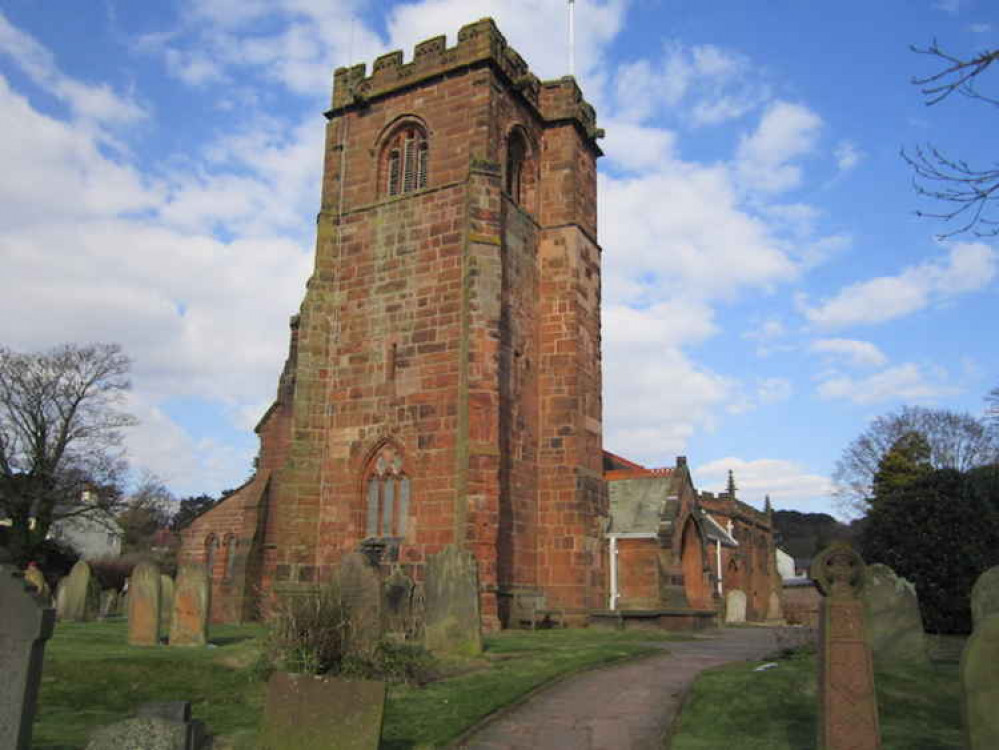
[{"left": 328, "top": 18, "right": 603, "bottom": 147}]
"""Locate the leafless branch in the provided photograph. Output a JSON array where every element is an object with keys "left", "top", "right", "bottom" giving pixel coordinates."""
[{"left": 911, "top": 40, "right": 999, "bottom": 107}]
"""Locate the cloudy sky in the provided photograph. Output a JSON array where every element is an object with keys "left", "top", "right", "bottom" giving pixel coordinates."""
[{"left": 1, "top": 0, "right": 995, "bottom": 519}]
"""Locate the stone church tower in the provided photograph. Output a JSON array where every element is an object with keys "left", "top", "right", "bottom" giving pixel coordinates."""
[{"left": 180, "top": 19, "right": 608, "bottom": 629}]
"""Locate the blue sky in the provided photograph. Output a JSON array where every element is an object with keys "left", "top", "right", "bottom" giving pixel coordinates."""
[{"left": 0, "top": 0, "right": 995, "bottom": 519}]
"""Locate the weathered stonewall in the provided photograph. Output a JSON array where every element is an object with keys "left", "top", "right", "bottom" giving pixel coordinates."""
[
  {"left": 339, "top": 552, "right": 383, "bottom": 654},
  {"left": 258, "top": 672, "right": 385, "bottom": 750},
  {"left": 860, "top": 563, "right": 927, "bottom": 665},
  {"left": 169, "top": 563, "right": 210, "bottom": 647},
  {"left": 970, "top": 565, "right": 999, "bottom": 630},
  {"left": 962, "top": 613, "right": 999, "bottom": 749},
  {"left": 0, "top": 564, "right": 56, "bottom": 750},
  {"left": 128, "top": 561, "right": 162, "bottom": 646},
  {"left": 812, "top": 543, "right": 881, "bottom": 750},
  {"left": 725, "top": 589, "right": 747, "bottom": 624},
  {"left": 159, "top": 574, "right": 175, "bottom": 634},
  {"left": 60, "top": 560, "right": 101, "bottom": 621},
  {"left": 424, "top": 546, "right": 482, "bottom": 656}
]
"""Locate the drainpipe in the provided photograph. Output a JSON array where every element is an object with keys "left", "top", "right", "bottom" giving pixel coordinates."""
[
  {"left": 609, "top": 535, "right": 618, "bottom": 611},
  {"left": 716, "top": 540, "right": 723, "bottom": 596}
]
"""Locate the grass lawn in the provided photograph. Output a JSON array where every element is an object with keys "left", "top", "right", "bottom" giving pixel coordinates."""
[
  {"left": 670, "top": 649, "right": 963, "bottom": 750},
  {"left": 33, "top": 619, "right": 685, "bottom": 749}
]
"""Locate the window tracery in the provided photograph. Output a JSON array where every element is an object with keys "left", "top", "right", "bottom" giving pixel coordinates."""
[{"left": 364, "top": 444, "right": 410, "bottom": 538}]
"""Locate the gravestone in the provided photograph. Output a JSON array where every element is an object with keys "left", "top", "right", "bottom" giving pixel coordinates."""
[
  {"left": 160, "top": 574, "right": 175, "bottom": 633},
  {"left": 258, "top": 672, "right": 385, "bottom": 750},
  {"left": 961, "top": 613, "right": 999, "bottom": 749},
  {"left": 725, "top": 589, "right": 747, "bottom": 624},
  {"left": 339, "top": 552, "right": 383, "bottom": 654},
  {"left": 860, "top": 563, "right": 927, "bottom": 665},
  {"left": 99, "top": 590, "right": 119, "bottom": 619},
  {"left": 0, "top": 564, "right": 56, "bottom": 750},
  {"left": 61, "top": 560, "right": 101, "bottom": 621},
  {"left": 767, "top": 590, "right": 782, "bottom": 621},
  {"left": 424, "top": 546, "right": 482, "bottom": 656},
  {"left": 382, "top": 566, "right": 416, "bottom": 637},
  {"left": 54, "top": 576, "right": 69, "bottom": 618},
  {"left": 812, "top": 543, "right": 881, "bottom": 750},
  {"left": 169, "top": 563, "right": 210, "bottom": 647},
  {"left": 128, "top": 561, "right": 162, "bottom": 646},
  {"left": 23, "top": 563, "right": 51, "bottom": 602},
  {"left": 970, "top": 565, "right": 999, "bottom": 630}
]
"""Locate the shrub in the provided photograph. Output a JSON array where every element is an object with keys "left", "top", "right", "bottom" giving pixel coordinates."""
[{"left": 266, "top": 582, "right": 351, "bottom": 676}]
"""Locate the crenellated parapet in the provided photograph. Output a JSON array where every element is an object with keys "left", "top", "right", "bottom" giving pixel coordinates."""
[{"left": 329, "top": 18, "right": 602, "bottom": 143}]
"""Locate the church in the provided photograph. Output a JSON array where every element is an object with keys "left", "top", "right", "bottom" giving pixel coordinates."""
[{"left": 178, "top": 18, "right": 780, "bottom": 630}]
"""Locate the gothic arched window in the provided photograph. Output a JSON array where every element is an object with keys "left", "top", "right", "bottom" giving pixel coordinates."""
[
  {"left": 223, "top": 534, "right": 238, "bottom": 581},
  {"left": 382, "top": 125, "right": 428, "bottom": 197},
  {"left": 205, "top": 534, "right": 219, "bottom": 580},
  {"left": 364, "top": 444, "right": 411, "bottom": 538},
  {"left": 506, "top": 129, "right": 528, "bottom": 204}
]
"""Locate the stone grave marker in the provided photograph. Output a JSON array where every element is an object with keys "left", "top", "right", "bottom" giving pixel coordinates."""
[
  {"left": 339, "top": 552, "right": 383, "bottom": 654},
  {"left": 128, "top": 561, "right": 162, "bottom": 646},
  {"left": 970, "top": 565, "right": 999, "bottom": 630},
  {"left": 961, "top": 612, "right": 999, "bottom": 749},
  {"left": 725, "top": 589, "right": 747, "bottom": 623},
  {"left": 424, "top": 546, "right": 482, "bottom": 656},
  {"left": 61, "top": 560, "right": 101, "bottom": 621},
  {"left": 812, "top": 542, "right": 881, "bottom": 750},
  {"left": 99, "top": 590, "right": 119, "bottom": 619},
  {"left": 160, "top": 574, "right": 175, "bottom": 633},
  {"left": 258, "top": 672, "right": 385, "bottom": 750},
  {"left": 23, "top": 563, "right": 51, "bottom": 602},
  {"left": 169, "top": 563, "right": 210, "bottom": 647},
  {"left": 767, "top": 590, "right": 783, "bottom": 621},
  {"left": 0, "top": 563, "right": 56, "bottom": 750},
  {"left": 860, "top": 563, "right": 927, "bottom": 665},
  {"left": 382, "top": 566, "right": 416, "bottom": 637},
  {"left": 54, "top": 576, "right": 69, "bottom": 618}
]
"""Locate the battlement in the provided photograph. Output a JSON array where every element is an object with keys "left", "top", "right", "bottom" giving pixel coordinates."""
[{"left": 329, "top": 18, "right": 602, "bottom": 143}]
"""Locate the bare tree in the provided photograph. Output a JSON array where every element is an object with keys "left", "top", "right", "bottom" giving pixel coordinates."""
[
  {"left": 903, "top": 41, "right": 999, "bottom": 237},
  {"left": 0, "top": 343, "right": 138, "bottom": 564},
  {"left": 833, "top": 405, "right": 999, "bottom": 515},
  {"left": 988, "top": 386, "right": 999, "bottom": 425}
]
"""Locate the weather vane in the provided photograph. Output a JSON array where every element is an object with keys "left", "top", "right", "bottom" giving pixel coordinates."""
[{"left": 568, "top": 0, "right": 575, "bottom": 77}]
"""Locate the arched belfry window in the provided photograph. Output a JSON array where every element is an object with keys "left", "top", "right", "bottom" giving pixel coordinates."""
[
  {"left": 364, "top": 444, "right": 411, "bottom": 538},
  {"left": 382, "top": 125, "right": 428, "bottom": 197},
  {"left": 506, "top": 129, "right": 528, "bottom": 204},
  {"left": 205, "top": 534, "right": 219, "bottom": 580}
]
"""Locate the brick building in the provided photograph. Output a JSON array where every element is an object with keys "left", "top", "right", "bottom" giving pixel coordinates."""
[{"left": 179, "top": 18, "right": 780, "bottom": 629}]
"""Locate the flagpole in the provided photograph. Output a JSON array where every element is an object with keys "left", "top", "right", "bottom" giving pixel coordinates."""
[{"left": 568, "top": 0, "right": 575, "bottom": 77}]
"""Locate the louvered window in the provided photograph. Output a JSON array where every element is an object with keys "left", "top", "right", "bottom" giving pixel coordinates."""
[{"left": 384, "top": 127, "right": 428, "bottom": 197}]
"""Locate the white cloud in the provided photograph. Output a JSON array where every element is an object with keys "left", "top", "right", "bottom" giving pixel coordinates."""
[
  {"left": 757, "top": 377, "right": 793, "bottom": 404},
  {"left": 833, "top": 140, "right": 863, "bottom": 173},
  {"left": 809, "top": 338, "right": 888, "bottom": 368},
  {"left": 934, "top": 0, "right": 961, "bottom": 14},
  {"left": 969, "top": 23, "right": 992, "bottom": 33},
  {"left": 801, "top": 242, "right": 997, "bottom": 328},
  {"left": 735, "top": 101, "right": 822, "bottom": 193},
  {"left": 0, "top": 12, "right": 147, "bottom": 128},
  {"left": 816, "top": 363, "right": 960, "bottom": 404},
  {"left": 601, "top": 120, "right": 677, "bottom": 174},
  {"left": 694, "top": 457, "right": 833, "bottom": 510}
]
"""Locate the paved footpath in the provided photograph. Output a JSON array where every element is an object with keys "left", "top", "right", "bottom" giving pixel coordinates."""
[{"left": 454, "top": 627, "right": 778, "bottom": 750}]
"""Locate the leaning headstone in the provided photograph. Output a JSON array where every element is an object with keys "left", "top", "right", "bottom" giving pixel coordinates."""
[
  {"left": 0, "top": 564, "right": 56, "bottom": 750},
  {"left": 812, "top": 543, "right": 881, "bottom": 750},
  {"left": 99, "top": 590, "right": 119, "bottom": 619},
  {"left": 962, "top": 613, "right": 999, "bottom": 749},
  {"left": 61, "top": 560, "right": 101, "bottom": 621},
  {"left": 128, "top": 561, "right": 162, "bottom": 647},
  {"left": 159, "top": 575, "right": 175, "bottom": 634},
  {"left": 424, "top": 546, "right": 483, "bottom": 656},
  {"left": 339, "top": 552, "right": 383, "bottom": 655},
  {"left": 861, "top": 563, "right": 927, "bottom": 665},
  {"left": 169, "top": 563, "right": 210, "bottom": 647},
  {"left": 23, "top": 563, "right": 51, "bottom": 602},
  {"left": 85, "top": 700, "right": 209, "bottom": 750},
  {"left": 54, "top": 577, "right": 69, "bottom": 618},
  {"left": 970, "top": 565, "right": 999, "bottom": 631},
  {"left": 258, "top": 672, "right": 385, "bottom": 750},
  {"left": 382, "top": 567, "right": 416, "bottom": 638},
  {"left": 725, "top": 589, "right": 747, "bottom": 623}
]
